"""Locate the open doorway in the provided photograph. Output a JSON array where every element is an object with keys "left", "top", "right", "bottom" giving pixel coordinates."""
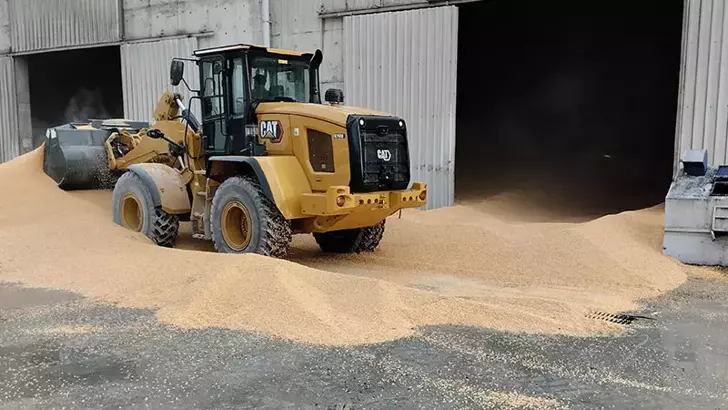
[
  {"left": 454, "top": 0, "right": 683, "bottom": 220},
  {"left": 27, "top": 46, "right": 124, "bottom": 147}
]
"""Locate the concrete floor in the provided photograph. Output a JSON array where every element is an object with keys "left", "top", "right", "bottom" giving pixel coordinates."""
[{"left": 0, "top": 278, "right": 727, "bottom": 410}]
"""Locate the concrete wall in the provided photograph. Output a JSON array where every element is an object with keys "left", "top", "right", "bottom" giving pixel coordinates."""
[
  {"left": 123, "top": 0, "right": 264, "bottom": 49},
  {"left": 271, "top": 0, "right": 344, "bottom": 91},
  {"left": 0, "top": 56, "right": 18, "bottom": 162},
  {"left": 321, "top": 0, "right": 427, "bottom": 14},
  {"left": 0, "top": 0, "right": 10, "bottom": 54},
  {"left": 269, "top": 0, "right": 440, "bottom": 97}
]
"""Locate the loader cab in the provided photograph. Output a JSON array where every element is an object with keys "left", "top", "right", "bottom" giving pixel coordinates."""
[{"left": 187, "top": 44, "right": 323, "bottom": 158}]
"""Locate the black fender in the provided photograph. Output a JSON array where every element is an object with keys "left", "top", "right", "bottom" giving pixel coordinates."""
[{"left": 207, "top": 156, "right": 275, "bottom": 202}]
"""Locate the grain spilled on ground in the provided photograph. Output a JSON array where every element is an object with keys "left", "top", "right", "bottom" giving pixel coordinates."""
[
  {"left": 479, "top": 391, "right": 565, "bottom": 410},
  {"left": 22, "top": 324, "right": 99, "bottom": 336},
  {"left": 0, "top": 148, "right": 687, "bottom": 345}
]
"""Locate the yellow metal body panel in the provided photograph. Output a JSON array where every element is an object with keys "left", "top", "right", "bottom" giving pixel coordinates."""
[
  {"left": 132, "top": 163, "right": 191, "bottom": 214},
  {"left": 254, "top": 156, "right": 312, "bottom": 220},
  {"left": 300, "top": 183, "right": 427, "bottom": 232},
  {"left": 154, "top": 91, "right": 180, "bottom": 122},
  {"left": 106, "top": 129, "right": 175, "bottom": 170},
  {"left": 299, "top": 184, "right": 423, "bottom": 216},
  {"left": 288, "top": 116, "right": 350, "bottom": 191},
  {"left": 106, "top": 92, "right": 200, "bottom": 173},
  {"left": 257, "top": 114, "right": 293, "bottom": 155},
  {"left": 257, "top": 102, "right": 388, "bottom": 127},
  {"left": 266, "top": 47, "right": 305, "bottom": 57}
]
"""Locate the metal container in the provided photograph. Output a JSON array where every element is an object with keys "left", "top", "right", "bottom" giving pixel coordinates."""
[{"left": 664, "top": 150, "right": 728, "bottom": 265}]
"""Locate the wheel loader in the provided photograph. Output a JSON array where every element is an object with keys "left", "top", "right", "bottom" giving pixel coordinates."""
[{"left": 43, "top": 44, "right": 427, "bottom": 257}]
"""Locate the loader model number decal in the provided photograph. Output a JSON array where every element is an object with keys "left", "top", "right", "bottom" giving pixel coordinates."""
[
  {"left": 377, "top": 149, "right": 392, "bottom": 162},
  {"left": 260, "top": 120, "right": 283, "bottom": 143}
]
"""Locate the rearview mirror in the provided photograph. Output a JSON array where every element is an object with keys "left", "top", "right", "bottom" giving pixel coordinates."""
[
  {"left": 170, "top": 60, "right": 185, "bottom": 86},
  {"left": 147, "top": 129, "right": 163, "bottom": 139}
]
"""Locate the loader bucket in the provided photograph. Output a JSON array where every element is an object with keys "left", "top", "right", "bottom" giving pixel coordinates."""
[{"left": 43, "top": 124, "right": 115, "bottom": 190}]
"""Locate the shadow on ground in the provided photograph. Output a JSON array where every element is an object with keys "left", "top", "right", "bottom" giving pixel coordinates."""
[{"left": 0, "top": 279, "right": 727, "bottom": 409}]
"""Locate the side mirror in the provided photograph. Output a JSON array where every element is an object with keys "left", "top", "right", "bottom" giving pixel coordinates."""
[
  {"left": 324, "top": 88, "right": 344, "bottom": 104},
  {"left": 170, "top": 60, "right": 185, "bottom": 86},
  {"left": 147, "top": 129, "right": 163, "bottom": 139}
]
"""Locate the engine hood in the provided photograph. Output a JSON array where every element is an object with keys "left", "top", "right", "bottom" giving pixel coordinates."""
[{"left": 256, "top": 102, "right": 391, "bottom": 127}]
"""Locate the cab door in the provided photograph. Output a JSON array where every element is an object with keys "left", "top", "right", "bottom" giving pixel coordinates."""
[{"left": 200, "top": 57, "right": 228, "bottom": 155}]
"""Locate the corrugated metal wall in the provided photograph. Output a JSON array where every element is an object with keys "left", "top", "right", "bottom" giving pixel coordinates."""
[
  {"left": 0, "top": 0, "right": 11, "bottom": 54},
  {"left": 343, "top": 6, "right": 459, "bottom": 209},
  {"left": 9, "top": 0, "right": 121, "bottom": 53},
  {"left": 675, "top": 0, "right": 728, "bottom": 169},
  {"left": 0, "top": 56, "right": 19, "bottom": 163},
  {"left": 120, "top": 37, "right": 200, "bottom": 122}
]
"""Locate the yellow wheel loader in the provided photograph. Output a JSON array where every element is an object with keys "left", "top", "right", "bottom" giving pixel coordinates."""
[{"left": 43, "top": 44, "right": 427, "bottom": 257}]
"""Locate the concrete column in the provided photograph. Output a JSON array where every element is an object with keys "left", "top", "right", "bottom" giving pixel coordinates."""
[{"left": 13, "top": 56, "right": 33, "bottom": 153}]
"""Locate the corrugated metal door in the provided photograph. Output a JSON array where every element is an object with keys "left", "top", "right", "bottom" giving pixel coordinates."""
[
  {"left": 674, "top": 0, "right": 728, "bottom": 170},
  {"left": 120, "top": 37, "right": 200, "bottom": 122},
  {"left": 0, "top": 56, "right": 19, "bottom": 163},
  {"left": 9, "top": 0, "right": 121, "bottom": 53},
  {"left": 344, "top": 6, "right": 459, "bottom": 209}
]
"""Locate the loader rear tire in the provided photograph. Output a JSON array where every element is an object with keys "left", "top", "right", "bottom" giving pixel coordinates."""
[
  {"left": 210, "top": 176, "right": 292, "bottom": 258},
  {"left": 112, "top": 172, "right": 179, "bottom": 247},
  {"left": 313, "top": 220, "right": 385, "bottom": 254}
]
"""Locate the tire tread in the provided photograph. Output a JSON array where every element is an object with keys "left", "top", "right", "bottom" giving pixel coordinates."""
[
  {"left": 313, "top": 220, "right": 385, "bottom": 254},
  {"left": 211, "top": 176, "right": 292, "bottom": 257}
]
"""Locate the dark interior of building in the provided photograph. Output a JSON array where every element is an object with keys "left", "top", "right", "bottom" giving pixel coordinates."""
[
  {"left": 27, "top": 46, "right": 124, "bottom": 147},
  {"left": 455, "top": 0, "right": 684, "bottom": 220}
]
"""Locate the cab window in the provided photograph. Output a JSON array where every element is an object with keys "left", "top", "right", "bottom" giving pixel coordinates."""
[
  {"left": 231, "top": 58, "right": 245, "bottom": 118},
  {"left": 250, "top": 57, "right": 310, "bottom": 102}
]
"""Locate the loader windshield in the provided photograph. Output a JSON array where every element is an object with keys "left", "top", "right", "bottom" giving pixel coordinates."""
[{"left": 250, "top": 56, "right": 310, "bottom": 103}]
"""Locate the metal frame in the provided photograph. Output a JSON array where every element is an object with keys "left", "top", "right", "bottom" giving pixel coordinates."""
[
  {"left": 319, "top": 0, "right": 479, "bottom": 18},
  {"left": 4, "top": 32, "right": 214, "bottom": 57}
]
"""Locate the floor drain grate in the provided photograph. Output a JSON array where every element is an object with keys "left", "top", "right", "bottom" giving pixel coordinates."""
[{"left": 586, "top": 311, "right": 655, "bottom": 325}]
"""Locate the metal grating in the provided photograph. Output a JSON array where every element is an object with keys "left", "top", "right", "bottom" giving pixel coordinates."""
[
  {"left": 586, "top": 311, "right": 656, "bottom": 325},
  {"left": 0, "top": 56, "right": 19, "bottom": 163},
  {"left": 343, "top": 6, "right": 459, "bottom": 210}
]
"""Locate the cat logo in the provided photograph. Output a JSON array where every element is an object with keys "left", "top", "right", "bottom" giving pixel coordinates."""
[
  {"left": 259, "top": 120, "right": 283, "bottom": 143},
  {"left": 377, "top": 149, "right": 392, "bottom": 162}
]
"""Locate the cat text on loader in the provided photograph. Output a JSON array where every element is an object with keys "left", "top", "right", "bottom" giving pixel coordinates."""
[{"left": 110, "top": 44, "right": 427, "bottom": 257}]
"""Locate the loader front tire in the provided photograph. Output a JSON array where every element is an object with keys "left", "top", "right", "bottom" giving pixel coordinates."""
[
  {"left": 112, "top": 172, "right": 179, "bottom": 247},
  {"left": 313, "top": 220, "right": 385, "bottom": 254},
  {"left": 210, "top": 176, "right": 292, "bottom": 258}
]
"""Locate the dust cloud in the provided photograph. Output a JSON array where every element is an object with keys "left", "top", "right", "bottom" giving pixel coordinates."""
[{"left": 63, "top": 87, "right": 111, "bottom": 123}]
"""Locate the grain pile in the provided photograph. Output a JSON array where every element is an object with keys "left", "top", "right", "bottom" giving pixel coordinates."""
[{"left": 0, "top": 148, "right": 686, "bottom": 345}]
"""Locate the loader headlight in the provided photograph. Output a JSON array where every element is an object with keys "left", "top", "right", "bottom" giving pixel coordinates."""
[
  {"left": 336, "top": 195, "right": 347, "bottom": 207},
  {"left": 399, "top": 120, "right": 404, "bottom": 128},
  {"left": 359, "top": 119, "right": 365, "bottom": 127},
  {"left": 419, "top": 190, "right": 427, "bottom": 201}
]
